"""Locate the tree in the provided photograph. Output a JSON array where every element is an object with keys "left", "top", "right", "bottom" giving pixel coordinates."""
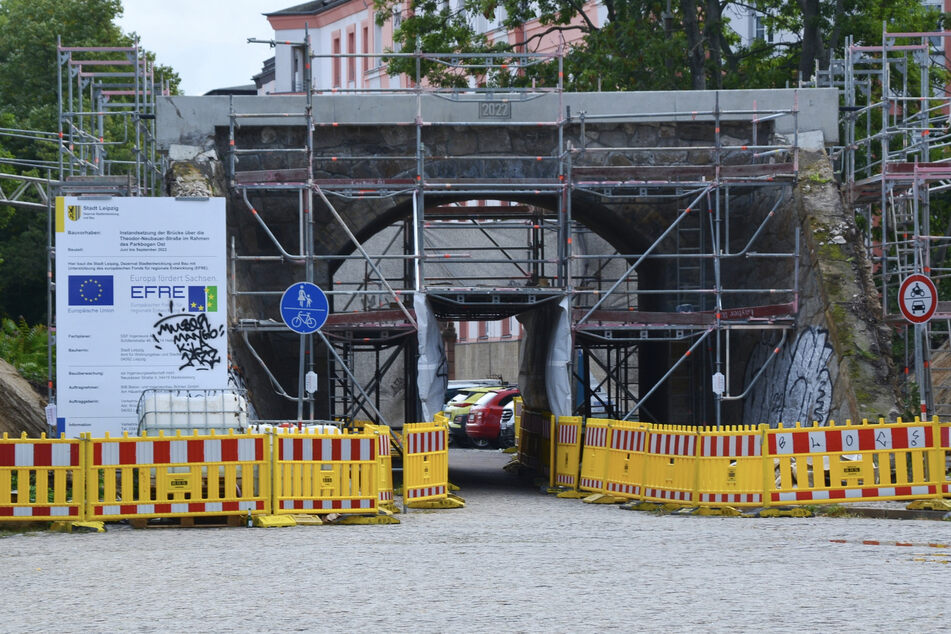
[
  {"left": 0, "top": 0, "right": 181, "bottom": 325},
  {"left": 373, "top": 0, "right": 942, "bottom": 91}
]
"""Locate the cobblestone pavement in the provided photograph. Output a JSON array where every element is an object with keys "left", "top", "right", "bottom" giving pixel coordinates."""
[{"left": 1, "top": 448, "right": 948, "bottom": 632}]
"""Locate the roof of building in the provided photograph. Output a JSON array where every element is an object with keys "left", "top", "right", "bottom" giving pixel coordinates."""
[
  {"left": 203, "top": 84, "right": 258, "bottom": 96},
  {"left": 266, "top": 0, "right": 351, "bottom": 17}
]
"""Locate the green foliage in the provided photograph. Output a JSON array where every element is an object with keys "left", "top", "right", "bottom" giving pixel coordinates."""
[
  {"left": 0, "top": 317, "right": 51, "bottom": 385},
  {"left": 0, "top": 0, "right": 181, "bottom": 324},
  {"left": 373, "top": 0, "right": 943, "bottom": 91}
]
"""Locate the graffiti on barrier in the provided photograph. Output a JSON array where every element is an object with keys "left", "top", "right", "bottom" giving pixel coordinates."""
[{"left": 742, "top": 327, "right": 833, "bottom": 427}]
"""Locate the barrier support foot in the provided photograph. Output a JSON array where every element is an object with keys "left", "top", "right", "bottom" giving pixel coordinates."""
[
  {"left": 380, "top": 502, "right": 401, "bottom": 514},
  {"left": 253, "top": 515, "right": 298, "bottom": 527},
  {"left": 405, "top": 493, "right": 466, "bottom": 509},
  {"left": 50, "top": 521, "right": 105, "bottom": 533},
  {"left": 583, "top": 493, "right": 628, "bottom": 504},
  {"left": 502, "top": 458, "right": 527, "bottom": 475},
  {"left": 907, "top": 499, "right": 951, "bottom": 512},
  {"left": 693, "top": 505, "right": 742, "bottom": 517},
  {"left": 335, "top": 511, "right": 401, "bottom": 525},
  {"left": 755, "top": 506, "right": 814, "bottom": 518},
  {"left": 555, "top": 489, "right": 588, "bottom": 499},
  {"left": 620, "top": 501, "right": 663, "bottom": 512}
]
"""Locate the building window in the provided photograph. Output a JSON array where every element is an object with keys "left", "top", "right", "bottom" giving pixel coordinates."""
[
  {"left": 501, "top": 317, "right": 511, "bottom": 338},
  {"left": 457, "top": 321, "right": 467, "bottom": 342},
  {"left": 392, "top": 6, "right": 403, "bottom": 53},
  {"left": 754, "top": 16, "right": 773, "bottom": 43},
  {"left": 332, "top": 36, "right": 341, "bottom": 87},
  {"left": 374, "top": 18, "right": 383, "bottom": 67},
  {"left": 347, "top": 31, "right": 356, "bottom": 84},
  {"left": 362, "top": 26, "right": 370, "bottom": 76},
  {"left": 478, "top": 321, "right": 488, "bottom": 340}
]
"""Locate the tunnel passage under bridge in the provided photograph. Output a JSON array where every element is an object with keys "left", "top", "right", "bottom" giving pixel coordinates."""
[{"left": 156, "top": 88, "right": 826, "bottom": 428}]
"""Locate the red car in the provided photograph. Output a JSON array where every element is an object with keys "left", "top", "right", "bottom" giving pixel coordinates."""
[{"left": 465, "top": 387, "right": 520, "bottom": 448}]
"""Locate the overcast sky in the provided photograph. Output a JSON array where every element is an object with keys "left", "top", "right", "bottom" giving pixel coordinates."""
[{"left": 116, "top": 1, "right": 279, "bottom": 96}]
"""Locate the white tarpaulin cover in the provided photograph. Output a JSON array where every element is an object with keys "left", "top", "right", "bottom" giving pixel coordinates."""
[
  {"left": 517, "top": 297, "right": 572, "bottom": 417},
  {"left": 415, "top": 293, "right": 449, "bottom": 420}
]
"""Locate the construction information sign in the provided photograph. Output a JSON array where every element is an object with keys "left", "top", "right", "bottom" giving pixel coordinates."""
[{"left": 54, "top": 197, "right": 227, "bottom": 437}]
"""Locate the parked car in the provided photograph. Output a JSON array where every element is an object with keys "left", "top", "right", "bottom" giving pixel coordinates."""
[
  {"left": 466, "top": 387, "right": 520, "bottom": 448},
  {"left": 444, "top": 386, "right": 503, "bottom": 446}
]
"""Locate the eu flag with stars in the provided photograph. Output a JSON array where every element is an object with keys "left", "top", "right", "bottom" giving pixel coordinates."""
[
  {"left": 188, "top": 285, "right": 218, "bottom": 312},
  {"left": 68, "top": 275, "right": 114, "bottom": 306}
]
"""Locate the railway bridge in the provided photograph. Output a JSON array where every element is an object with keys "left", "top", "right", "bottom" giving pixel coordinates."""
[{"left": 156, "top": 87, "right": 898, "bottom": 429}]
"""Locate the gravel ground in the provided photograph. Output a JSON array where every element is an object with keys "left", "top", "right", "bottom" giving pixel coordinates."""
[{"left": 0, "top": 448, "right": 948, "bottom": 632}]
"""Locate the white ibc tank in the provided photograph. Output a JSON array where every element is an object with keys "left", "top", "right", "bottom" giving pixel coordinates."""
[
  {"left": 248, "top": 422, "right": 342, "bottom": 435},
  {"left": 136, "top": 389, "right": 249, "bottom": 436}
]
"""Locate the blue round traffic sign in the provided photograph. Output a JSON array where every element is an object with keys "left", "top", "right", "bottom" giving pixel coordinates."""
[{"left": 280, "top": 282, "right": 329, "bottom": 334}]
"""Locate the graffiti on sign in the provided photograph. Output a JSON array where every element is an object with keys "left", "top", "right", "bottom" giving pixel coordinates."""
[{"left": 742, "top": 327, "right": 833, "bottom": 427}]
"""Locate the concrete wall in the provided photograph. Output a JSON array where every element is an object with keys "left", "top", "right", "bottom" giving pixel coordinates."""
[{"left": 156, "top": 88, "right": 839, "bottom": 151}]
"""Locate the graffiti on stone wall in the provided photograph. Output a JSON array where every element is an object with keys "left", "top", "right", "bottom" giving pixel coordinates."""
[{"left": 742, "top": 327, "right": 833, "bottom": 427}]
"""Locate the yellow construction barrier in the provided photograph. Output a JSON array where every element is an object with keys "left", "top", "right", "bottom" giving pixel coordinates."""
[
  {"left": 765, "top": 418, "right": 942, "bottom": 506},
  {"left": 940, "top": 420, "right": 951, "bottom": 499},
  {"left": 0, "top": 433, "right": 84, "bottom": 521},
  {"left": 518, "top": 409, "right": 554, "bottom": 476},
  {"left": 271, "top": 428, "right": 378, "bottom": 515},
  {"left": 578, "top": 418, "right": 612, "bottom": 495},
  {"left": 696, "top": 425, "right": 765, "bottom": 508},
  {"left": 403, "top": 420, "right": 463, "bottom": 509},
  {"left": 513, "top": 397, "right": 523, "bottom": 447},
  {"left": 365, "top": 424, "right": 399, "bottom": 513},
  {"left": 601, "top": 420, "right": 652, "bottom": 501},
  {"left": 86, "top": 430, "right": 269, "bottom": 522},
  {"left": 551, "top": 416, "right": 583, "bottom": 490},
  {"left": 638, "top": 424, "right": 697, "bottom": 505}
]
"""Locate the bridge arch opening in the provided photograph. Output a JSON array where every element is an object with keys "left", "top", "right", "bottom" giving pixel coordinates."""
[{"left": 322, "top": 192, "right": 671, "bottom": 428}]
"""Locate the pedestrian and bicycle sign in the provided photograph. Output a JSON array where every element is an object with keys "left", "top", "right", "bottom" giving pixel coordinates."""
[
  {"left": 280, "top": 282, "right": 329, "bottom": 334},
  {"left": 898, "top": 273, "right": 938, "bottom": 324}
]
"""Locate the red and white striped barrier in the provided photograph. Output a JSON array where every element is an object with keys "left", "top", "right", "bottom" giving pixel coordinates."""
[
  {"left": 702, "top": 434, "right": 761, "bottom": 457},
  {"left": 280, "top": 498, "right": 375, "bottom": 511},
  {"left": 95, "top": 500, "right": 265, "bottom": 517},
  {"left": 406, "top": 485, "right": 447, "bottom": 499},
  {"left": 768, "top": 425, "right": 930, "bottom": 455},
  {"left": 94, "top": 437, "right": 265, "bottom": 465},
  {"left": 277, "top": 436, "right": 375, "bottom": 462},
  {"left": 772, "top": 485, "right": 937, "bottom": 503},
  {"left": 611, "top": 427, "right": 647, "bottom": 452},
  {"left": 0, "top": 438, "right": 82, "bottom": 519},
  {"left": 643, "top": 487, "right": 691, "bottom": 502},
  {"left": 585, "top": 425, "right": 608, "bottom": 449},
  {"left": 558, "top": 422, "right": 579, "bottom": 446},
  {"left": 0, "top": 442, "right": 79, "bottom": 467},
  {"left": 405, "top": 429, "right": 445, "bottom": 455},
  {"left": 649, "top": 432, "right": 696, "bottom": 456}
]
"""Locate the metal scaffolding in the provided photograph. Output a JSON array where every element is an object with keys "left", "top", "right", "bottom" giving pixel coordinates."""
[
  {"left": 813, "top": 28, "right": 951, "bottom": 418},
  {"left": 229, "top": 38, "right": 802, "bottom": 427},
  {"left": 56, "top": 38, "right": 170, "bottom": 195}
]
